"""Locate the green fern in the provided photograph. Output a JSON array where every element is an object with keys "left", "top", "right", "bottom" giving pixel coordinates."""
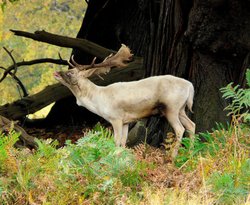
[
  {"left": 220, "top": 69, "right": 250, "bottom": 123},
  {"left": 208, "top": 159, "right": 250, "bottom": 205},
  {"left": 35, "top": 138, "right": 58, "bottom": 158},
  {"left": 0, "top": 130, "right": 20, "bottom": 171},
  {"left": 61, "top": 124, "right": 144, "bottom": 200}
]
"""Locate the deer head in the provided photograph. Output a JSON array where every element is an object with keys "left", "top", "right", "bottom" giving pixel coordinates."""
[{"left": 54, "top": 44, "right": 133, "bottom": 88}]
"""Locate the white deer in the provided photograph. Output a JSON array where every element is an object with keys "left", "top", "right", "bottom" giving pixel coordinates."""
[{"left": 54, "top": 44, "right": 195, "bottom": 158}]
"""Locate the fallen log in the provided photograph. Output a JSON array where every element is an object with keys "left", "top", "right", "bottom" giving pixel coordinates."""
[
  {"left": 10, "top": 29, "right": 114, "bottom": 59},
  {"left": 0, "top": 115, "right": 37, "bottom": 149},
  {"left": 0, "top": 58, "right": 143, "bottom": 120}
]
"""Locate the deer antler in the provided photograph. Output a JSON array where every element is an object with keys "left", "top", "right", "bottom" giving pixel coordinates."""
[{"left": 68, "top": 44, "right": 133, "bottom": 72}]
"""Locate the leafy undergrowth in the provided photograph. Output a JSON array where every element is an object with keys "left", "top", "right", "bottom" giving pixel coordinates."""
[
  {"left": 0, "top": 122, "right": 249, "bottom": 205},
  {"left": 1, "top": 70, "right": 250, "bottom": 204}
]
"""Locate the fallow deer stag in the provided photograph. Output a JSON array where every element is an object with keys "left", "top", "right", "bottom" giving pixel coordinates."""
[{"left": 54, "top": 44, "right": 195, "bottom": 159}]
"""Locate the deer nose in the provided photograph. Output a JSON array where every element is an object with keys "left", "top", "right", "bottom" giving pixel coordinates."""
[{"left": 53, "top": 71, "right": 61, "bottom": 78}]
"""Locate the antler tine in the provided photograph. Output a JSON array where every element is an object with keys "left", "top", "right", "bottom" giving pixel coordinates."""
[
  {"left": 69, "top": 56, "right": 97, "bottom": 71},
  {"left": 90, "top": 57, "right": 97, "bottom": 67},
  {"left": 67, "top": 60, "right": 75, "bottom": 68},
  {"left": 67, "top": 55, "right": 89, "bottom": 70},
  {"left": 103, "top": 53, "right": 113, "bottom": 62},
  {"left": 76, "top": 58, "right": 96, "bottom": 71},
  {"left": 67, "top": 55, "right": 79, "bottom": 68},
  {"left": 71, "top": 55, "right": 82, "bottom": 67}
]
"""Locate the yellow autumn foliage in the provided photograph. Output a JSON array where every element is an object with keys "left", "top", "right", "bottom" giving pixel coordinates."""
[{"left": 0, "top": 0, "right": 86, "bottom": 107}]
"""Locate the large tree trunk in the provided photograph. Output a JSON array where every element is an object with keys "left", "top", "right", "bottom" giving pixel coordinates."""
[{"left": 49, "top": 0, "right": 250, "bottom": 145}]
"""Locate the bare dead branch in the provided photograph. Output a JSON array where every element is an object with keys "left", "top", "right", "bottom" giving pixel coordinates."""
[
  {"left": 0, "top": 57, "right": 68, "bottom": 83},
  {"left": 10, "top": 29, "right": 114, "bottom": 59},
  {"left": 3, "top": 47, "right": 17, "bottom": 75},
  {"left": 0, "top": 48, "right": 28, "bottom": 97},
  {"left": 0, "top": 66, "right": 29, "bottom": 97},
  {"left": 0, "top": 47, "right": 68, "bottom": 97}
]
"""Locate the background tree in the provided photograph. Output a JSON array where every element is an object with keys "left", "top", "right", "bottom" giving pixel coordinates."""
[{"left": 48, "top": 0, "right": 250, "bottom": 145}]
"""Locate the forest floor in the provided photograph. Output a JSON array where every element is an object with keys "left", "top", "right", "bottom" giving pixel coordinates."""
[
  {"left": 25, "top": 125, "right": 87, "bottom": 147},
  {"left": 1, "top": 120, "right": 249, "bottom": 204},
  {"left": 24, "top": 124, "right": 202, "bottom": 196}
]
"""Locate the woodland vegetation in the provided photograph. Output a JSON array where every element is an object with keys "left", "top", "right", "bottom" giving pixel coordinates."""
[
  {"left": 1, "top": 80, "right": 250, "bottom": 204},
  {"left": 0, "top": 0, "right": 250, "bottom": 204},
  {"left": 0, "top": 0, "right": 86, "bottom": 111}
]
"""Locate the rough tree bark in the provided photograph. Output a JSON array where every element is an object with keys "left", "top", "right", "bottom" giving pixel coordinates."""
[{"left": 39, "top": 0, "right": 250, "bottom": 145}]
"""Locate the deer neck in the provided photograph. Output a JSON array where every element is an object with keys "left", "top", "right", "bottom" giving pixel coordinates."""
[{"left": 74, "top": 78, "right": 101, "bottom": 113}]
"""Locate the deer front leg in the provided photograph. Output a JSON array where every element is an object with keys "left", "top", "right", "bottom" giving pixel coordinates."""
[
  {"left": 120, "top": 124, "right": 129, "bottom": 147},
  {"left": 111, "top": 120, "right": 123, "bottom": 147}
]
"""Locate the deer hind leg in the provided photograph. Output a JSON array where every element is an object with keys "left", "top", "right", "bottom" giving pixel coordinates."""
[
  {"left": 165, "top": 109, "right": 185, "bottom": 159},
  {"left": 179, "top": 107, "right": 196, "bottom": 142}
]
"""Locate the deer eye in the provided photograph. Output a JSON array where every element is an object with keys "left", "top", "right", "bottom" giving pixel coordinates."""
[{"left": 67, "top": 71, "right": 74, "bottom": 76}]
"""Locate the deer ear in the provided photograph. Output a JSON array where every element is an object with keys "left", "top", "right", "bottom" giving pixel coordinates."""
[{"left": 81, "top": 69, "right": 97, "bottom": 78}]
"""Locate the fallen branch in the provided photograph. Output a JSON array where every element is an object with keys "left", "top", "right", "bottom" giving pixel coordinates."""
[
  {"left": 0, "top": 115, "right": 37, "bottom": 149},
  {"left": 10, "top": 29, "right": 113, "bottom": 59}
]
